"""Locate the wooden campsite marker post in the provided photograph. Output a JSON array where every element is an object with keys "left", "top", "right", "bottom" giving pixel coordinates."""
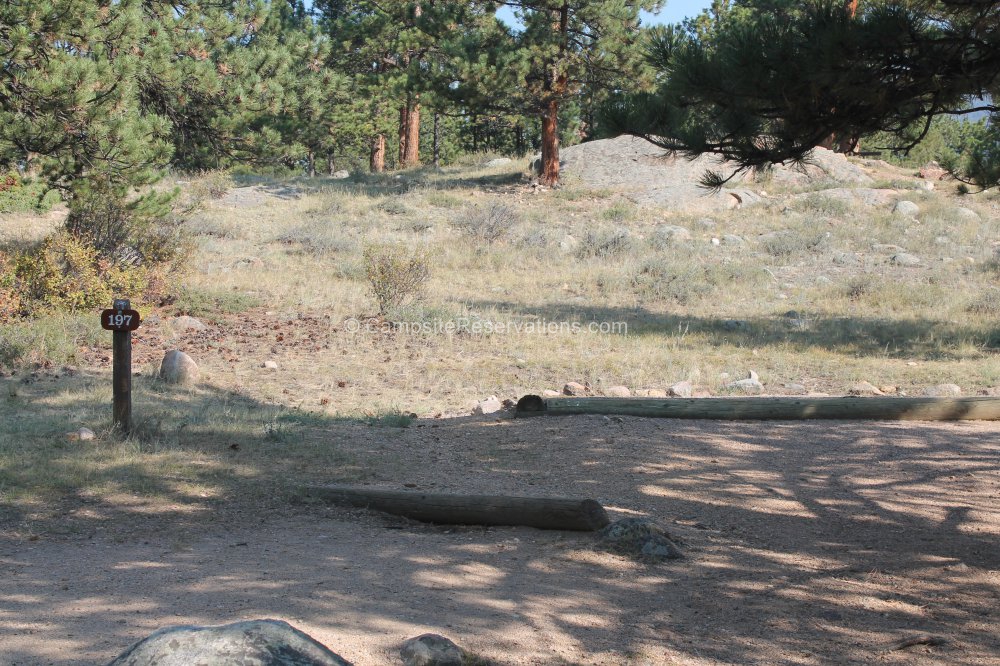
[{"left": 101, "top": 298, "right": 141, "bottom": 435}]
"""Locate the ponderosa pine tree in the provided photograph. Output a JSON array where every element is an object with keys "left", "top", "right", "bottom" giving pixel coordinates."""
[
  {"left": 603, "top": 0, "right": 1000, "bottom": 189},
  {"left": 496, "top": 0, "right": 662, "bottom": 186},
  {"left": 258, "top": 0, "right": 367, "bottom": 175}
]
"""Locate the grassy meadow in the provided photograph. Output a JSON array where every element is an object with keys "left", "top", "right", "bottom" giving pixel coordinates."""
[{"left": 2, "top": 156, "right": 1000, "bottom": 517}]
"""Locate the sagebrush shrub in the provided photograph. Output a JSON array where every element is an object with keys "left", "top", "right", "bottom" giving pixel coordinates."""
[
  {"left": 576, "top": 228, "right": 633, "bottom": 258},
  {"left": 363, "top": 243, "right": 431, "bottom": 316},
  {"left": 457, "top": 202, "right": 519, "bottom": 244}
]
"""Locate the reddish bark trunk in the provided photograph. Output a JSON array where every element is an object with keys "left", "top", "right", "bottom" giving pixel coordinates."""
[
  {"left": 370, "top": 134, "right": 386, "bottom": 173},
  {"left": 540, "top": 98, "right": 560, "bottom": 186},
  {"left": 403, "top": 100, "right": 420, "bottom": 167},
  {"left": 538, "top": 3, "right": 569, "bottom": 187}
]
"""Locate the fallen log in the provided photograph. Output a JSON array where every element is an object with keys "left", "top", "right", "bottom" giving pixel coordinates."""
[
  {"left": 303, "top": 485, "right": 610, "bottom": 531},
  {"left": 515, "top": 394, "right": 1000, "bottom": 421}
]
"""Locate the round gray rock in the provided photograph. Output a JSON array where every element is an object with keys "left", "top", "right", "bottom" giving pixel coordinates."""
[
  {"left": 891, "top": 252, "right": 921, "bottom": 267},
  {"left": 652, "top": 224, "right": 692, "bottom": 244},
  {"left": 893, "top": 200, "right": 920, "bottom": 217},
  {"left": 598, "top": 517, "right": 683, "bottom": 563},
  {"left": 954, "top": 207, "right": 981, "bottom": 223},
  {"left": 924, "top": 383, "right": 962, "bottom": 397},
  {"left": 400, "top": 634, "right": 464, "bottom": 666},
  {"left": 107, "top": 619, "right": 352, "bottom": 666},
  {"left": 172, "top": 315, "right": 207, "bottom": 331},
  {"left": 159, "top": 350, "right": 199, "bottom": 385}
]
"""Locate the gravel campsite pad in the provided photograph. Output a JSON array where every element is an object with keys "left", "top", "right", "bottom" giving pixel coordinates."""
[{"left": 3, "top": 415, "right": 999, "bottom": 665}]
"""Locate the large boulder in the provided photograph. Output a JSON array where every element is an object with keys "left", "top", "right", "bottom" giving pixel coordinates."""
[
  {"left": 159, "top": 350, "right": 200, "bottom": 385},
  {"left": 107, "top": 619, "right": 352, "bottom": 666},
  {"left": 548, "top": 136, "right": 872, "bottom": 212}
]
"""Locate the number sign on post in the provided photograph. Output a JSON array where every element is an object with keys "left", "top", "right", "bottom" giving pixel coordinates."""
[{"left": 102, "top": 299, "right": 141, "bottom": 434}]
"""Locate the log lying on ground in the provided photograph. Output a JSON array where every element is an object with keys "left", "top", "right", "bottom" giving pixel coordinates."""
[
  {"left": 515, "top": 395, "right": 1000, "bottom": 421},
  {"left": 303, "top": 485, "right": 611, "bottom": 531}
]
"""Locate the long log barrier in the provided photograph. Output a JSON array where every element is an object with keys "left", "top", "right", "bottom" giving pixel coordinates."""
[
  {"left": 303, "top": 485, "right": 611, "bottom": 531},
  {"left": 514, "top": 394, "right": 1000, "bottom": 421}
]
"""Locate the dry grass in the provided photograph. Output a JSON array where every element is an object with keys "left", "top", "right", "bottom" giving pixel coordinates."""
[{"left": 2, "top": 162, "right": 1000, "bottom": 508}]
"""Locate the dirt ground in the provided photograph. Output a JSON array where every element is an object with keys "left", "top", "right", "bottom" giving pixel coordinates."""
[{"left": 2, "top": 414, "right": 999, "bottom": 665}]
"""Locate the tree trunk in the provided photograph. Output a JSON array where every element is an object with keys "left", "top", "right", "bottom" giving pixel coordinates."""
[
  {"left": 539, "top": 98, "right": 560, "bottom": 186},
  {"left": 369, "top": 133, "right": 386, "bottom": 173},
  {"left": 303, "top": 485, "right": 611, "bottom": 531},
  {"left": 307, "top": 150, "right": 316, "bottom": 178},
  {"left": 327, "top": 153, "right": 335, "bottom": 176},
  {"left": 398, "top": 104, "right": 409, "bottom": 165},
  {"left": 432, "top": 110, "right": 440, "bottom": 167},
  {"left": 538, "top": 3, "right": 569, "bottom": 187},
  {"left": 820, "top": 0, "right": 861, "bottom": 153},
  {"left": 515, "top": 124, "right": 525, "bottom": 156},
  {"left": 403, "top": 99, "right": 420, "bottom": 167}
]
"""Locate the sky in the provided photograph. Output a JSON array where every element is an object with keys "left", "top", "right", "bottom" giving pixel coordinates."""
[
  {"left": 642, "top": 0, "right": 715, "bottom": 26},
  {"left": 496, "top": 1, "right": 715, "bottom": 28}
]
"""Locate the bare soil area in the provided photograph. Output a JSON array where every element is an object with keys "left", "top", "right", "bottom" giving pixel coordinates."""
[{"left": 3, "top": 415, "right": 999, "bottom": 665}]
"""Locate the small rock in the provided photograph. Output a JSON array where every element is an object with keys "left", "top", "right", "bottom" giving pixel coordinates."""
[
  {"left": 604, "top": 385, "right": 631, "bottom": 398},
  {"left": 954, "top": 207, "right": 981, "bottom": 223},
  {"left": 918, "top": 161, "right": 948, "bottom": 180},
  {"left": 849, "top": 381, "right": 883, "bottom": 396},
  {"left": 697, "top": 218, "right": 717, "bottom": 229},
  {"left": 924, "top": 383, "right": 962, "bottom": 397},
  {"left": 262, "top": 360, "right": 279, "bottom": 370},
  {"left": 667, "top": 380, "right": 693, "bottom": 398},
  {"left": 108, "top": 619, "right": 351, "bottom": 666},
  {"left": 474, "top": 395, "right": 503, "bottom": 415},
  {"left": 832, "top": 251, "right": 861, "bottom": 266},
  {"left": 171, "top": 315, "right": 206, "bottom": 330},
  {"left": 563, "top": 382, "right": 588, "bottom": 396},
  {"left": 598, "top": 517, "right": 683, "bottom": 563},
  {"left": 483, "top": 157, "right": 512, "bottom": 167},
  {"left": 783, "top": 383, "right": 807, "bottom": 395},
  {"left": 653, "top": 224, "right": 692, "bottom": 244},
  {"left": 721, "top": 234, "right": 746, "bottom": 246},
  {"left": 541, "top": 389, "right": 561, "bottom": 398},
  {"left": 711, "top": 237, "right": 721, "bottom": 246},
  {"left": 638, "top": 388, "right": 668, "bottom": 398},
  {"left": 400, "top": 633, "right": 464, "bottom": 666},
  {"left": 893, "top": 200, "right": 920, "bottom": 217},
  {"left": 331, "top": 169, "right": 350, "bottom": 179},
  {"left": 159, "top": 350, "right": 199, "bottom": 385},
  {"left": 891, "top": 252, "right": 921, "bottom": 267},
  {"left": 725, "top": 378, "right": 764, "bottom": 394},
  {"left": 66, "top": 427, "right": 96, "bottom": 442},
  {"left": 872, "top": 243, "right": 903, "bottom": 253}
]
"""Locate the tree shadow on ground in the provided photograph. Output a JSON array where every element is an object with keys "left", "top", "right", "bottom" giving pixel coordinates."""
[
  {"left": 2, "top": 370, "right": 999, "bottom": 664},
  {"left": 234, "top": 165, "right": 527, "bottom": 199},
  {"left": 466, "top": 298, "right": 1000, "bottom": 360}
]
